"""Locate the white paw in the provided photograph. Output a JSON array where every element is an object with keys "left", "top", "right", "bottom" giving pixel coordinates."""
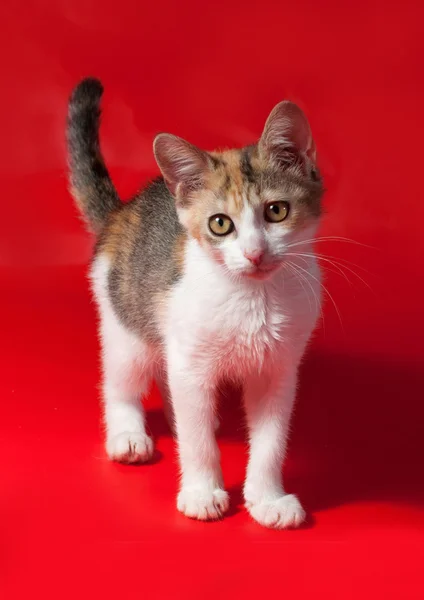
[
  {"left": 106, "top": 431, "right": 154, "bottom": 464},
  {"left": 177, "top": 487, "right": 230, "bottom": 520},
  {"left": 247, "top": 494, "right": 306, "bottom": 529}
]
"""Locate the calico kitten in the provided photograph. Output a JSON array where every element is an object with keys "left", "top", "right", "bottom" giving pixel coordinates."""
[{"left": 67, "top": 78, "right": 324, "bottom": 529}]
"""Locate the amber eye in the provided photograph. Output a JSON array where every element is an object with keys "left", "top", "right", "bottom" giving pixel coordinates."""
[
  {"left": 208, "top": 214, "right": 235, "bottom": 236},
  {"left": 264, "top": 201, "right": 290, "bottom": 223}
]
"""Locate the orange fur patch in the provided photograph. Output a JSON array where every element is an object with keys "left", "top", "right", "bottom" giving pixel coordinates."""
[
  {"left": 208, "top": 150, "right": 246, "bottom": 215},
  {"left": 173, "top": 230, "right": 188, "bottom": 275},
  {"left": 98, "top": 203, "right": 140, "bottom": 261}
]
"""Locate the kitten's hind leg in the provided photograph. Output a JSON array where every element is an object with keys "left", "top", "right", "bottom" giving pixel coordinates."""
[
  {"left": 101, "top": 317, "right": 155, "bottom": 463},
  {"left": 91, "top": 255, "right": 154, "bottom": 463},
  {"left": 102, "top": 337, "right": 154, "bottom": 464},
  {"left": 94, "top": 285, "right": 154, "bottom": 464}
]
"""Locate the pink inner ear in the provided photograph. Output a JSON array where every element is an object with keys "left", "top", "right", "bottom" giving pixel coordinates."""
[
  {"left": 260, "top": 101, "right": 315, "bottom": 163},
  {"left": 153, "top": 133, "right": 211, "bottom": 197}
]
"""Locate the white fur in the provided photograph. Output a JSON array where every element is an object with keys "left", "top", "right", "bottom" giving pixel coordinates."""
[
  {"left": 163, "top": 235, "right": 320, "bottom": 527},
  {"left": 90, "top": 211, "right": 321, "bottom": 527},
  {"left": 90, "top": 256, "right": 155, "bottom": 463}
]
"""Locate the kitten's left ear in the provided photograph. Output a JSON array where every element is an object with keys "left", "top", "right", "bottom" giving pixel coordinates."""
[{"left": 259, "top": 101, "right": 316, "bottom": 166}]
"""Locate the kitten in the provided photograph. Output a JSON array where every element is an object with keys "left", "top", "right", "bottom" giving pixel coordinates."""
[{"left": 67, "top": 78, "right": 324, "bottom": 529}]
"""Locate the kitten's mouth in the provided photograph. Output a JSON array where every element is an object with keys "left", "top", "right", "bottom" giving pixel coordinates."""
[{"left": 244, "top": 263, "right": 279, "bottom": 280}]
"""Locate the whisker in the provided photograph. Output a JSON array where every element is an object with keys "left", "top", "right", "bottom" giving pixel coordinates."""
[
  {"left": 287, "top": 261, "right": 322, "bottom": 320},
  {"left": 286, "top": 251, "right": 373, "bottom": 292},
  {"left": 286, "top": 236, "right": 375, "bottom": 250},
  {"left": 293, "top": 260, "right": 344, "bottom": 332},
  {"left": 318, "top": 254, "right": 373, "bottom": 276},
  {"left": 286, "top": 261, "right": 326, "bottom": 337},
  {"left": 285, "top": 261, "right": 314, "bottom": 314},
  {"left": 286, "top": 238, "right": 374, "bottom": 277},
  {"left": 286, "top": 252, "right": 352, "bottom": 286}
]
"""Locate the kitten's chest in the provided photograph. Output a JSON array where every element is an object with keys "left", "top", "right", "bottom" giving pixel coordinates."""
[
  {"left": 220, "top": 286, "right": 286, "bottom": 345},
  {"left": 170, "top": 275, "right": 292, "bottom": 375},
  {"left": 215, "top": 288, "right": 286, "bottom": 373}
]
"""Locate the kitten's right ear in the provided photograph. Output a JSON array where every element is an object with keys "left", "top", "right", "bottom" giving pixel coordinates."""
[
  {"left": 259, "top": 101, "right": 316, "bottom": 167},
  {"left": 153, "top": 133, "right": 212, "bottom": 202}
]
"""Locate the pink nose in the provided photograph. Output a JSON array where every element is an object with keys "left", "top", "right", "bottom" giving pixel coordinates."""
[{"left": 244, "top": 249, "right": 264, "bottom": 267}]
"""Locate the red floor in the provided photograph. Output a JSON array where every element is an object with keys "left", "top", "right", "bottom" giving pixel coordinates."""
[{"left": 2, "top": 1, "right": 424, "bottom": 598}]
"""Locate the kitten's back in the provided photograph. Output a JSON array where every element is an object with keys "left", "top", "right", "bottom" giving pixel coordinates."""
[{"left": 96, "top": 180, "right": 185, "bottom": 341}]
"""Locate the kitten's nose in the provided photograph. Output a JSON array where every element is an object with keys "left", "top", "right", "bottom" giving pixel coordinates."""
[{"left": 244, "top": 249, "right": 264, "bottom": 267}]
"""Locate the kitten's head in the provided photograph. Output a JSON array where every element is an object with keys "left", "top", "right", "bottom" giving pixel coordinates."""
[{"left": 154, "top": 101, "right": 323, "bottom": 280}]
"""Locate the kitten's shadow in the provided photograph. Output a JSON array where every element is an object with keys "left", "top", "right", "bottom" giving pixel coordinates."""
[
  {"left": 146, "top": 351, "right": 424, "bottom": 516},
  {"left": 289, "top": 351, "right": 424, "bottom": 513}
]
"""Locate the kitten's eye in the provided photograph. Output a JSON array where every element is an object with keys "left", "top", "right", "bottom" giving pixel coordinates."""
[
  {"left": 208, "top": 214, "right": 234, "bottom": 236},
  {"left": 264, "top": 201, "right": 290, "bottom": 223}
]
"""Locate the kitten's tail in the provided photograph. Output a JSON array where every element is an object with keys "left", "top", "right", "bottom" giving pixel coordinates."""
[{"left": 67, "top": 78, "right": 121, "bottom": 234}]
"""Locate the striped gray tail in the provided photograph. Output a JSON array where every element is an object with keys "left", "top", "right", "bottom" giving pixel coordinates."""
[{"left": 67, "top": 78, "right": 121, "bottom": 233}]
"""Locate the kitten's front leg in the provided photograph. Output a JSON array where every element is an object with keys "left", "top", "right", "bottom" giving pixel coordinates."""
[
  {"left": 167, "top": 344, "right": 229, "bottom": 521},
  {"left": 243, "top": 369, "right": 305, "bottom": 529}
]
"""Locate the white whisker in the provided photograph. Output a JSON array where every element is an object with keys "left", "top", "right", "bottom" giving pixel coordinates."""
[
  {"left": 292, "top": 260, "right": 344, "bottom": 332},
  {"left": 285, "top": 261, "right": 313, "bottom": 314},
  {"left": 287, "top": 236, "right": 375, "bottom": 250},
  {"left": 287, "top": 261, "right": 322, "bottom": 320},
  {"left": 286, "top": 251, "right": 373, "bottom": 292}
]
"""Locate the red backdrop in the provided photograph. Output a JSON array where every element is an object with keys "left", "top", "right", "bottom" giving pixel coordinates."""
[{"left": 1, "top": 1, "right": 423, "bottom": 598}]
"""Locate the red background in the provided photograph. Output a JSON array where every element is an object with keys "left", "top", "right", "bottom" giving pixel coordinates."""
[{"left": 1, "top": 1, "right": 424, "bottom": 598}]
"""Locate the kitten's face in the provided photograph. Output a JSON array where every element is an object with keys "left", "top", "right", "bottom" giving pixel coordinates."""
[
  {"left": 154, "top": 101, "right": 323, "bottom": 280},
  {"left": 177, "top": 147, "right": 322, "bottom": 279}
]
